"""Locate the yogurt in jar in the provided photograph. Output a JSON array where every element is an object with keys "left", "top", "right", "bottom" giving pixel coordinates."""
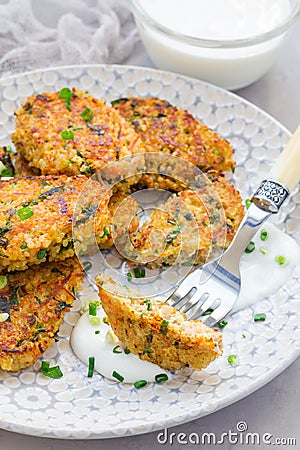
[{"left": 134, "top": 0, "right": 293, "bottom": 89}]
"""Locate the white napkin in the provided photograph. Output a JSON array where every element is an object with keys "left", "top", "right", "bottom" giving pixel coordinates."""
[{"left": 0, "top": 0, "right": 139, "bottom": 77}]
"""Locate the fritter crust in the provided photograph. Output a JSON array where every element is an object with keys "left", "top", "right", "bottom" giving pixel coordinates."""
[
  {"left": 96, "top": 274, "right": 222, "bottom": 371},
  {"left": 11, "top": 89, "right": 144, "bottom": 177},
  {"left": 0, "top": 257, "right": 83, "bottom": 372}
]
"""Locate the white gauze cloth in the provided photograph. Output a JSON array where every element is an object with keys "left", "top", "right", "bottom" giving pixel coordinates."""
[{"left": 0, "top": 0, "right": 139, "bottom": 77}]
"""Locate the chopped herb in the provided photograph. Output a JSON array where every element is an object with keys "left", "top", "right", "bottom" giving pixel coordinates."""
[
  {"left": 95, "top": 330, "right": 100, "bottom": 335},
  {"left": 17, "top": 206, "right": 33, "bottom": 220},
  {"left": 259, "top": 247, "right": 267, "bottom": 255},
  {"left": 85, "top": 167, "right": 92, "bottom": 175},
  {"left": 254, "top": 313, "right": 266, "bottom": 322},
  {"left": 89, "top": 316, "right": 101, "bottom": 326},
  {"left": 245, "top": 241, "right": 255, "bottom": 253},
  {"left": 113, "top": 345, "right": 122, "bottom": 354},
  {"left": 112, "top": 370, "right": 124, "bottom": 382},
  {"left": 1, "top": 168, "right": 13, "bottom": 178},
  {"left": 275, "top": 255, "right": 288, "bottom": 266},
  {"left": 0, "top": 312, "right": 9, "bottom": 323},
  {"left": 89, "top": 302, "right": 97, "bottom": 316},
  {"left": 245, "top": 199, "right": 251, "bottom": 209},
  {"left": 59, "top": 87, "right": 73, "bottom": 111},
  {"left": 100, "top": 226, "right": 109, "bottom": 238},
  {"left": 202, "top": 308, "right": 214, "bottom": 316},
  {"left": 5, "top": 146, "right": 12, "bottom": 154},
  {"left": 35, "top": 296, "right": 42, "bottom": 305},
  {"left": 155, "top": 373, "right": 168, "bottom": 383},
  {"left": 61, "top": 130, "right": 74, "bottom": 140},
  {"left": 165, "top": 227, "right": 181, "bottom": 244},
  {"left": 227, "top": 355, "right": 237, "bottom": 366},
  {"left": 0, "top": 275, "right": 7, "bottom": 290},
  {"left": 160, "top": 319, "right": 169, "bottom": 335},
  {"left": 87, "top": 356, "right": 95, "bottom": 377},
  {"left": 20, "top": 242, "right": 28, "bottom": 250},
  {"left": 143, "top": 348, "right": 152, "bottom": 355},
  {"left": 124, "top": 347, "right": 131, "bottom": 354},
  {"left": 134, "top": 380, "right": 147, "bottom": 389},
  {"left": 126, "top": 272, "right": 132, "bottom": 282},
  {"left": 260, "top": 229, "right": 268, "bottom": 241},
  {"left": 111, "top": 98, "right": 128, "bottom": 106},
  {"left": 143, "top": 299, "right": 152, "bottom": 311},
  {"left": 81, "top": 107, "right": 93, "bottom": 121},
  {"left": 134, "top": 268, "right": 145, "bottom": 278},
  {"left": 83, "top": 261, "right": 93, "bottom": 272},
  {"left": 41, "top": 361, "right": 63, "bottom": 378},
  {"left": 242, "top": 333, "right": 246, "bottom": 339},
  {"left": 37, "top": 249, "right": 47, "bottom": 259},
  {"left": 218, "top": 320, "right": 228, "bottom": 328}
]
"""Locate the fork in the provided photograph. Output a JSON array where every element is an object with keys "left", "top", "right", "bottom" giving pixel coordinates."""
[{"left": 166, "top": 124, "right": 300, "bottom": 327}]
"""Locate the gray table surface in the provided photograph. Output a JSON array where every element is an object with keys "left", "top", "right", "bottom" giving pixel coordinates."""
[{"left": 1, "top": 19, "right": 300, "bottom": 450}]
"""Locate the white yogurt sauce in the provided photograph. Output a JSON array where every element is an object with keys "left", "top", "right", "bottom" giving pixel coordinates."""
[{"left": 71, "top": 224, "right": 298, "bottom": 382}]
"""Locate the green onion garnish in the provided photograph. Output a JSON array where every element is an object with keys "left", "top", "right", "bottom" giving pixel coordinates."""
[
  {"left": 275, "top": 255, "right": 288, "bottom": 266},
  {"left": 254, "top": 313, "right": 266, "bottom": 322},
  {"left": 143, "top": 299, "right": 151, "bottom": 311},
  {"left": 259, "top": 247, "right": 267, "bottom": 255},
  {"left": 245, "top": 241, "right": 255, "bottom": 253},
  {"left": 5, "top": 146, "right": 12, "bottom": 154},
  {"left": 87, "top": 356, "right": 95, "bottom": 377},
  {"left": 134, "top": 267, "right": 146, "bottom": 278},
  {"left": 89, "top": 316, "right": 101, "bottom": 326},
  {"left": 124, "top": 347, "right": 131, "bottom": 354},
  {"left": 81, "top": 107, "right": 93, "bottom": 121},
  {"left": 160, "top": 319, "right": 169, "bottom": 335},
  {"left": 0, "top": 275, "right": 7, "bottom": 290},
  {"left": 242, "top": 333, "right": 246, "bottom": 339},
  {"left": 17, "top": 206, "right": 33, "bottom": 220},
  {"left": 143, "top": 348, "right": 151, "bottom": 355},
  {"left": 83, "top": 261, "right": 92, "bottom": 272},
  {"left": 100, "top": 226, "right": 109, "bottom": 238},
  {"left": 245, "top": 199, "right": 251, "bottom": 209},
  {"left": 260, "top": 229, "right": 268, "bottom": 241},
  {"left": 155, "top": 373, "right": 168, "bottom": 383},
  {"left": 134, "top": 380, "right": 147, "bottom": 389},
  {"left": 113, "top": 345, "right": 122, "bottom": 354},
  {"left": 20, "top": 242, "right": 28, "bottom": 250},
  {"left": 59, "top": 87, "right": 73, "bottom": 111},
  {"left": 94, "top": 330, "right": 100, "bottom": 335},
  {"left": 112, "top": 370, "right": 124, "bottom": 382},
  {"left": 1, "top": 168, "right": 13, "bottom": 177},
  {"left": 202, "top": 308, "right": 214, "bottom": 316},
  {"left": 218, "top": 320, "right": 228, "bottom": 329},
  {"left": 37, "top": 249, "right": 47, "bottom": 259},
  {"left": 61, "top": 130, "right": 74, "bottom": 140},
  {"left": 41, "top": 361, "right": 63, "bottom": 378},
  {"left": 227, "top": 354, "right": 237, "bottom": 366},
  {"left": 89, "top": 302, "right": 97, "bottom": 316},
  {"left": 126, "top": 272, "right": 132, "bottom": 282}
]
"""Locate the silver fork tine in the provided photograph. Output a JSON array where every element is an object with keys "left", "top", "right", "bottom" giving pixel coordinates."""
[{"left": 178, "top": 291, "right": 209, "bottom": 314}]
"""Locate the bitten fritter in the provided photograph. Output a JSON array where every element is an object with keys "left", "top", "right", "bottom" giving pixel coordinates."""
[
  {"left": 126, "top": 176, "right": 244, "bottom": 268},
  {"left": 13, "top": 154, "right": 39, "bottom": 177},
  {"left": 96, "top": 274, "right": 222, "bottom": 371},
  {"left": 11, "top": 89, "right": 144, "bottom": 179},
  {"left": 0, "top": 257, "right": 83, "bottom": 372},
  {"left": 112, "top": 97, "right": 236, "bottom": 190}
]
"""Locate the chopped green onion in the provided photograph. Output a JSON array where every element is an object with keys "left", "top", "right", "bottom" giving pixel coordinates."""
[
  {"left": 41, "top": 361, "right": 63, "bottom": 378},
  {"left": 260, "top": 229, "right": 268, "bottom": 241},
  {"left": 37, "top": 249, "right": 47, "bottom": 259},
  {"left": 254, "top": 313, "right": 266, "bottom": 322},
  {"left": 61, "top": 130, "right": 74, "bottom": 140},
  {"left": 165, "top": 227, "right": 181, "bottom": 244},
  {"left": 112, "top": 370, "right": 124, "bottom": 382},
  {"left": 83, "top": 261, "right": 92, "bottom": 272},
  {"left": 17, "top": 206, "right": 33, "bottom": 220},
  {"left": 124, "top": 347, "right": 131, "bottom": 354},
  {"left": 160, "top": 319, "right": 169, "bottom": 335},
  {"left": 89, "top": 316, "right": 101, "bottom": 326},
  {"left": 113, "top": 345, "right": 122, "bottom": 354},
  {"left": 5, "top": 146, "right": 12, "bottom": 154},
  {"left": 245, "top": 241, "right": 255, "bottom": 253},
  {"left": 89, "top": 302, "right": 97, "bottom": 316},
  {"left": 143, "top": 299, "right": 152, "bottom": 311},
  {"left": 87, "top": 356, "right": 95, "bottom": 377},
  {"left": 0, "top": 312, "right": 9, "bottom": 322},
  {"left": 59, "top": 87, "right": 73, "bottom": 111},
  {"left": 0, "top": 275, "right": 7, "bottom": 290},
  {"left": 126, "top": 272, "right": 132, "bottom": 282},
  {"left": 202, "top": 308, "right": 214, "bottom": 316},
  {"left": 134, "top": 380, "right": 147, "bottom": 389},
  {"left": 218, "top": 320, "right": 228, "bottom": 329},
  {"left": 1, "top": 168, "right": 13, "bottom": 177},
  {"left": 94, "top": 330, "right": 100, "bottom": 335},
  {"left": 227, "top": 354, "right": 237, "bottom": 366},
  {"left": 134, "top": 267, "right": 146, "bottom": 278},
  {"left": 242, "top": 333, "right": 246, "bottom": 339},
  {"left": 81, "top": 108, "right": 93, "bottom": 121},
  {"left": 20, "top": 242, "right": 28, "bottom": 250},
  {"left": 100, "top": 226, "right": 109, "bottom": 238},
  {"left": 275, "top": 255, "right": 288, "bottom": 266},
  {"left": 143, "top": 348, "right": 152, "bottom": 355},
  {"left": 259, "top": 247, "right": 267, "bottom": 255},
  {"left": 245, "top": 199, "right": 251, "bottom": 209},
  {"left": 155, "top": 373, "right": 169, "bottom": 383}
]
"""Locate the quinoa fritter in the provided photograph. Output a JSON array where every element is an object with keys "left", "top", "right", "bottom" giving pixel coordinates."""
[
  {"left": 127, "top": 176, "right": 244, "bottom": 268},
  {"left": 112, "top": 97, "right": 236, "bottom": 190},
  {"left": 96, "top": 274, "right": 222, "bottom": 371},
  {"left": 13, "top": 154, "right": 39, "bottom": 177},
  {"left": 11, "top": 89, "right": 144, "bottom": 179},
  {"left": 0, "top": 175, "right": 118, "bottom": 272},
  {"left": 0, "top": 257, "right": 83, "bottom": 372}
]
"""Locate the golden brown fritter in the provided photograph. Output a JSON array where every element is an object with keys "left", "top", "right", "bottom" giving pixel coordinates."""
[
  {"left": 11, "top": 89, "right": 144, "bottom": 178},
  {"left": 0, "top": 257, "right": 83, "bottom": 372},
  {"left": 0, "top": 175, "right": 114, "bottom": 271},
  {"left": 112, "top": 97, "right": 236, "bottom": 190},
  {"left": 96, "top": 274, "right": 222, "bottom": 371},
  {"left": 126, "top": 176, "right": 244, "bottom": 268},
  {"left": 13, "top": 154, "right": 39, "bottom": 177}
]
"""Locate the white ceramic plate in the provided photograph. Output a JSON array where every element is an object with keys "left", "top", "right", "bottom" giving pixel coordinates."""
[{"left": 0, "top": 65, "right": 299, "bottom": 439}]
